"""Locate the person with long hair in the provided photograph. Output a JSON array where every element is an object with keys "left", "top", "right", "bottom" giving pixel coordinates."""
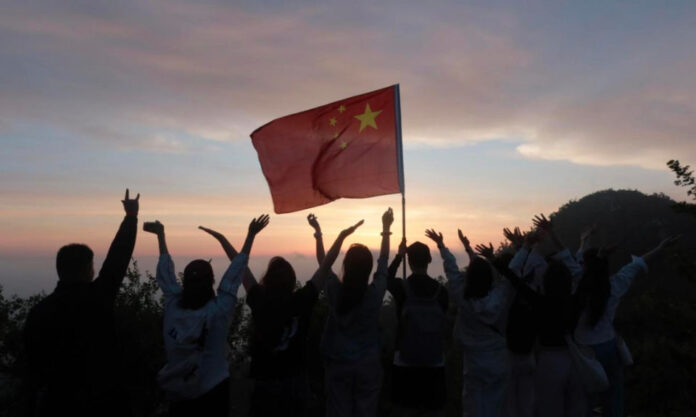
[
  {"left": 500, "top": 227, "right": 540, "bottom": 417},
  {"left": 574, "top": 235, "right": 680, "bottom": 417},
  {"left": 318, "top": 208, "right": 393, "bottom": 417},
  {"left": 144, "top": 215, "right": 269, "bottom": 417},
  {"left": 502, "top": 214, "right": 586, "bottom": 417},
  {"left": 426, "top": 228, "right": 513, "bottom": 417},
  {"left": 199, "top": 213, "right": 327, "bottom": 417}
]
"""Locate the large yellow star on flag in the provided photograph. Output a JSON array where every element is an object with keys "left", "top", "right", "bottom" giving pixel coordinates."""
[{"left": 354, "top": 104, "right": 382, "bottom": 133}]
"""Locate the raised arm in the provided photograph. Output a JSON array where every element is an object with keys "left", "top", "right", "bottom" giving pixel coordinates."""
[
  {"left": 533, "top": 213, "right": 583, "bottom": 278},
  {"left": 309, "top": 219, "right": 364, "bottom": 289},
  {"left": 307, "top": 213, "right": 326, "bottom": 264},
  {"left": 533, "top": 213, "right": 564, "bottom": 250},
  {"left": 458, "top": 229, "right": 477, "bottom": 261},
  {"left": 214, "top": 215, "right": 270, "bottom": 315},
  {"left": 143, "top": 220, "right": 181, "bottom": 302},
  {"left": 505, "top": 227, "right": 529, "bottom": 277},
  {"left": 474, "top": 242, "right": 496, "bottom": 261},
  {"left": 199, "top": 225, "right": 258, "bottom": 291},
  {"left": 379, "top": 208, "right": 393, "bottom": 261},
  {"left": 640, "top": 235, "right": 680, "bottom": 264},
  {"left": 503, "top": 227, "right": 524, "bottom": 252},
  {"left": 427, "top": 229, "right": 457, "bottom": 277},
  {"left": 611, "top": 235, "right": 681, "bottom": 297},
  {"left": 427, "top": 229, "right": 466, "bottom": 298},
  {"left": 240, "top": 215, "right": 269, "bottom": 255},
  {"left": 92, "top": 189, "right": 139, "bottom": 303},
  {"left": 372, "top": 208, "right": 394, "bottom": 294},
  {"left": 199, "top": 226, "right": 237, "bottom": 260},
  {"left": 144, "top": 220, "right": 168, "bottom": 255},
  {"left": 388, "top": 238, "right": 406, "bottom": 280},
  {"left": 386, "top": 238, "right": 406, "bottom": 299}
]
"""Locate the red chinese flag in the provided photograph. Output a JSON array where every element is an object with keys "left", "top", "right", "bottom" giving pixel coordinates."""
[{"left": 251, "top": 85, "right": 403, "bottom": 213}]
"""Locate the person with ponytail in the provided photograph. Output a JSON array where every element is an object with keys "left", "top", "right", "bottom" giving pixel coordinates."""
[
  {"left": 144, "top": 215, "right": 269, "bottom": 417},
  {"left": 319, "top": 208, "right": 393, "bottom": 417},
  {"left": 574, "top": 235, "right": 680, "bottom": 417}
]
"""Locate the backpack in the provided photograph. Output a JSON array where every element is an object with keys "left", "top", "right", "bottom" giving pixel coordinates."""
[
  {"left": 398, "top": 280, "right": 446, "bottom": 366},
  {"left": 157, "top": 316, "right": 207, "bottom": 400}
]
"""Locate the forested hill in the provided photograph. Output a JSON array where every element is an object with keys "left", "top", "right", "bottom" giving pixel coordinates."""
[{"left": 549, "top": 189, "right": 696, "bottom": 298}]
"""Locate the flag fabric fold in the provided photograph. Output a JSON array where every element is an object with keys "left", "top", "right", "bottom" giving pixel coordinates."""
[{"left": 251, "top": 85, "right": 402, "bottom": 214}]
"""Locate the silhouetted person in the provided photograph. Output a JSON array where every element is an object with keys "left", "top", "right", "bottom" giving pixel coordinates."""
[
  {"left": 501, "top": 227, "right": 541, "bottom": 417},
  {"left": 319, "top": 208, "right": 392, "bottom": 417},
  {"left": 503, "top": 215, "right": 586, "bottom": 417},
  {"left": 427, "top": 229, "right": 513, "bottom": 417},
  {"left": 502, "top": 218, "right": 583, "bottom": 417},
  {"left": 198, "top": 213, "right": 326, "bottom": 417},
  {"left": 575, "top": 236, "right": 679, "bottom": 417},
  {"left": 386, "top": 239, "right": 449, "bottom": 416},
  {"left": 23, "top": 189, "right": 139, "bottom": 417},
  {"left": 146, "top": 215, "right": 269, "bottom": 417}
]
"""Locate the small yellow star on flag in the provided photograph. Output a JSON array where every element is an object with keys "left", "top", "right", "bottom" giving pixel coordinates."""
[
  {"left": 329, "top": 117, "right": 337, "bottom": 127},
  {"left": 354, "top": 104, "right": 382, "bottom": 133},
  {"left": 333, "top": 132, "right": 339, "bottom": 139},
  {"left": 338, "top": 105, "right": 346, "bottom": 113},
  {"left": 339, "top": 141, "right": 348, "bottom": 149}
]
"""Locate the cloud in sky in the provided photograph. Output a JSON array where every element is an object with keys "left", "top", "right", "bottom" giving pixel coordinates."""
[{"left": 1, "top": 0, "right": 694, "bottom": 169}]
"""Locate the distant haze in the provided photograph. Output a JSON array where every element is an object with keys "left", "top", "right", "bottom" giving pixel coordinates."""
[{"left": 1, "top": 250, "right": 455, "bottom": 297}]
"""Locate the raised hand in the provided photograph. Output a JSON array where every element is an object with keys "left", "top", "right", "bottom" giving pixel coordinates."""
[
  {"left": 523, "top": 229, "right": 543, "bottom": 248},
  {"left": 307, "top": 213, "right": 321, "bottom": 232},
  {"left": 144, "top": 220, "right": 164, "bottom": 235},
  {"left": 339, "top": 220, "right": 364, "bottom": 239},
  {"left": 398, "top": 238, "right": 407, "bottom": 256},
  {"left": 122, "top": 188, "right": 140, "bottom": 216},
  {"left": 475, "top": 242, "right": 495, "bottom": 260},
  {"left": 503, "top": 227, "right": 524, "bottom": 249},
  {"left": 642, "top": 234, "right": 682, "bottom": 263},
  {"left": 458, "top": 229, "right": 471, "bottom": 249},
  {"left": 249, "top": 214, "right": 270, "bottom": 235},
  {"left": 532, "top": 213, "right": 552, "bottom": 232},
  {"left": 425, "top": 229, "right": 444, "bottom": 247},
  {"left": 382, "top": 207, "right": 394, "bottom": 230}
]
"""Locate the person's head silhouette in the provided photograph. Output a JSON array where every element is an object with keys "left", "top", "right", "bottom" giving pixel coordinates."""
[
  {"left": 338, "top": 243, "right": 373, "bottom": 314},
  {"left": 543, "top": 258, "right": 573, "bottom": 298},
  {"left": 56, "top": 243, "right": 95, "bottom": 283},
  {"left": 406, "top": 241, "right": 432, "bottom": 274},
  {"left": 464, "top": 257, "right": 493, "bottom": 299},
  {"left": 261, "top": 256, "right": 296, "bottom": 296},
  {"left": 578, "top": 248, "right": 611, "bottom": 325},
  {"left": 180, "top": 259, "right": 215, "bottom": 309}
]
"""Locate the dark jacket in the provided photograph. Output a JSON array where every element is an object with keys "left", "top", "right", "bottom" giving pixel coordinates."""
[{"left": 23, "top": 215, "right": 137, "bottom": 417}]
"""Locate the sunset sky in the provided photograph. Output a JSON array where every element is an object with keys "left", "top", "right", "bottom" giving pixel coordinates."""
[{"left": 2, "top": 1, "right": 695, "bottom": 295}]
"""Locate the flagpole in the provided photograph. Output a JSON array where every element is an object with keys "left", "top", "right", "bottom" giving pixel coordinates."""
[{"left": 393, "top": 84, "right": 406, "bottom": 279}]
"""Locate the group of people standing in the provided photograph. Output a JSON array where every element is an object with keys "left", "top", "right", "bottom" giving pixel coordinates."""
[{"left": 22, "top": 189, "right": 679, "bottom": 417}]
